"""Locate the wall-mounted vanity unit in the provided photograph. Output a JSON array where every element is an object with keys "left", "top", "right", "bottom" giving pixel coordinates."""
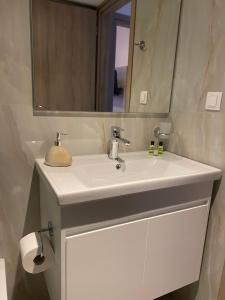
[{"left": 36, "top": 151, "right": 221, "bottom": 300}]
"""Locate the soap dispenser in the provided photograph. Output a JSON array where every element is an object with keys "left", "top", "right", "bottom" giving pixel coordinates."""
[{"left": 45, "top": 132, "right": 72, "bottom": 167}]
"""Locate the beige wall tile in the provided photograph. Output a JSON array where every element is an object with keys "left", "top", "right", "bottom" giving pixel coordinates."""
[
  {"left": 169, "top": 0, "right": 225, "bottom": 299},
  {"left": 0, "top": 0, "right": 164, "bottom": 299}
]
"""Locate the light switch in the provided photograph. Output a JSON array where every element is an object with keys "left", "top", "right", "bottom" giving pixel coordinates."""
[
  {"left": 140, "top": 91, "right": 148, "bottom": 105},
  {"left": 205, "top": 92, "right": 223, "bottom": 111}
]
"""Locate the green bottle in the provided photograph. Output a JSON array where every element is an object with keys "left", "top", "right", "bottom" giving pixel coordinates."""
[
  {"left": 158, "top": 141, "right": 164, "bottom": 155},
  {"left": 153, "top": 147, "right": 159, "bottom": 156},
  {"left": 148, "top": 141, "right": 155, "bottom": 156}
]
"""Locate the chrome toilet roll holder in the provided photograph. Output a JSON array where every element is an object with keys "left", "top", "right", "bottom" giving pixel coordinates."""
[
  {"left": 38, "top": 221, "right": 54, "bottom": 237},
  {"left": 33, "top": 221, "right": 53, "bottom": 266}
]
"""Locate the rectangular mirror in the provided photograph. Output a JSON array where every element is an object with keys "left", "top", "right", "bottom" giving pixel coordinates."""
[{"left": 31, "top": 0, "right": 181, "bottom": 114}]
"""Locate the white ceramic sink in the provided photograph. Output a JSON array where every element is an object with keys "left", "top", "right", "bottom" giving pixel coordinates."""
[{"left": 36, "top": 151, "right": 221, "bottom": 205}]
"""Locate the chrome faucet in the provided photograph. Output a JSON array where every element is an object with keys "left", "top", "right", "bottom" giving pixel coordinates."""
[
  {"left": 108, "top": 127, "right": 131, "bottom": 160},
  {"left": 154, "top": 127, "right": 170, "bottom": 141}
]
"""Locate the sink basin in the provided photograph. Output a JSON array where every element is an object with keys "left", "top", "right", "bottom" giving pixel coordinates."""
[{"left": 36, "top": 151, "right": 221, "bottom": 205}]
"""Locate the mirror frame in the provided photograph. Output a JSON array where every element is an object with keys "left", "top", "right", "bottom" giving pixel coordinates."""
[{"left": 30, "top": 0, "right": 180, "bottom": 118}]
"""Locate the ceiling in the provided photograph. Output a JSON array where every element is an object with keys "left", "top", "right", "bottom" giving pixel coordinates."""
[
  {"left": 116, "top": 2, "right": 131, "bottom": 16},
  {"left": 69, "top": 0, "right": 105, "bottom": 6}
]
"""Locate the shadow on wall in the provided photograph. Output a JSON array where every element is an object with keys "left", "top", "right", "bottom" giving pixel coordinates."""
[
  {"left": 12, "top": 168, "right": 49, "bottom": 300},
  {"left": 211, "top": 180, "right": 222, "bottom": 206},
  {"left": 164, "top": 282, "right": 199, "bottom": 299}
]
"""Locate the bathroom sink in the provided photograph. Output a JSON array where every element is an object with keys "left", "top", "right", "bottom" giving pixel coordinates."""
[
  {"left": 37, "top": 152, "right": 221, "bottom": 300},
  {"left": 36, "top": 151, "right": 221, "bottom": 205}
]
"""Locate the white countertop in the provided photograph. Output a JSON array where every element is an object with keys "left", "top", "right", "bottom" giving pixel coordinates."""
[{"left": 36, "top": 151, "right": 222, "bottom": 206}]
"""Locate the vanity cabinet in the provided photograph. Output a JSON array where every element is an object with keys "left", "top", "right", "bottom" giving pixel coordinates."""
[
  {"left": 36, "top": 151, "right": 221, "bottom": 300},
  {"left": 64, "top": 204, "right": 209, "bottom": 300},
  {"left": 65, "top": 219, "right": 148, "bottom": 300},
  {"left": 146, "top": 204, "right": 209, "bottom": 299}
]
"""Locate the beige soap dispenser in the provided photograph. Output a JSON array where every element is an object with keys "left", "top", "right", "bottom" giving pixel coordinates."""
[{"left": 45, "top": 132, "right": 72, "bottom": 167}]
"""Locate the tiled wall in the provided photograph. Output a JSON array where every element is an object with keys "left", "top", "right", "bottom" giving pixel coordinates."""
[
  {"left": 168, "top": 0, "right": 225, "bottom": 298},
  {"left": 129, "top": 0, "right": 180, "bottom": 113},
  {"left": 0, "top": 0, "right": 164, "bottom": 299},
  {"left": 2, "top": 0, "right": 225, "bottom": 299}
]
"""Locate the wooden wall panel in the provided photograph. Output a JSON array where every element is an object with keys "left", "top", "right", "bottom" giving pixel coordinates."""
[{"left": 32, "top": 0, "right": 97, "bottom": 111}]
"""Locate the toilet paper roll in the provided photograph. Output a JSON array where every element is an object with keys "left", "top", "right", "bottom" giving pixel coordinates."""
[{"left": 20, "top": 232, "right": 54, "bottom": 274}]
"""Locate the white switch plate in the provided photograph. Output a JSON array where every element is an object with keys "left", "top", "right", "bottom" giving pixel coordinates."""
[
  {"left": 205, "top": 92, "right": 223, "bottom": 111},
  {"left": 140, "top": 91, "right": 148, "bottom": 105}
]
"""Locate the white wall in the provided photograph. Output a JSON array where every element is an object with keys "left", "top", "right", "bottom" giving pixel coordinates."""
[{"left": 115, "top": 26, "right": 130, "bottom": 68}]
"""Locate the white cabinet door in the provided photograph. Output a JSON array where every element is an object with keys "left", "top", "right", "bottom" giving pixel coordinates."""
[
  {"left": 65, "top": 219, "right": 149, "bottom": 300},
  {"left": 145, "top": 204, "right": 209, "bottom": 299}
]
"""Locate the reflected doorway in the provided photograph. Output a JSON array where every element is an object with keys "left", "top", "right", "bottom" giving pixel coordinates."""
[
  {"left": 97, "top": 0, "right": 133, "bottom": 112},
  {"left": 113, "top": 3, "right": 131, "bottom": 112}
]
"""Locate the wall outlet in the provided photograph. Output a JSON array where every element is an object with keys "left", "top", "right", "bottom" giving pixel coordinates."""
[{"left": 140, "top": 91, "right": 148, "bottom": 105}]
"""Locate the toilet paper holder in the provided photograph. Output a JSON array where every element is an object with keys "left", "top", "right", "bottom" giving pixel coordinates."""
[
  {"left": 33, "top": 221, "right": 53, "bottom": 266},
  {"left": 38, "top": 221, "right": 54, "bottom": 237}
]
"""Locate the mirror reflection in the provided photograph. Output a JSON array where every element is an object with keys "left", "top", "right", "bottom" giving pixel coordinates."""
[{"left": 31, "top": 0, "right": 181, "bottom": 113}]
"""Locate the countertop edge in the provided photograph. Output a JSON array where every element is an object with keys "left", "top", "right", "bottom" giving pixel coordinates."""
[{"left": 35, "top": 152, "right": 222, "bottom": 207}]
